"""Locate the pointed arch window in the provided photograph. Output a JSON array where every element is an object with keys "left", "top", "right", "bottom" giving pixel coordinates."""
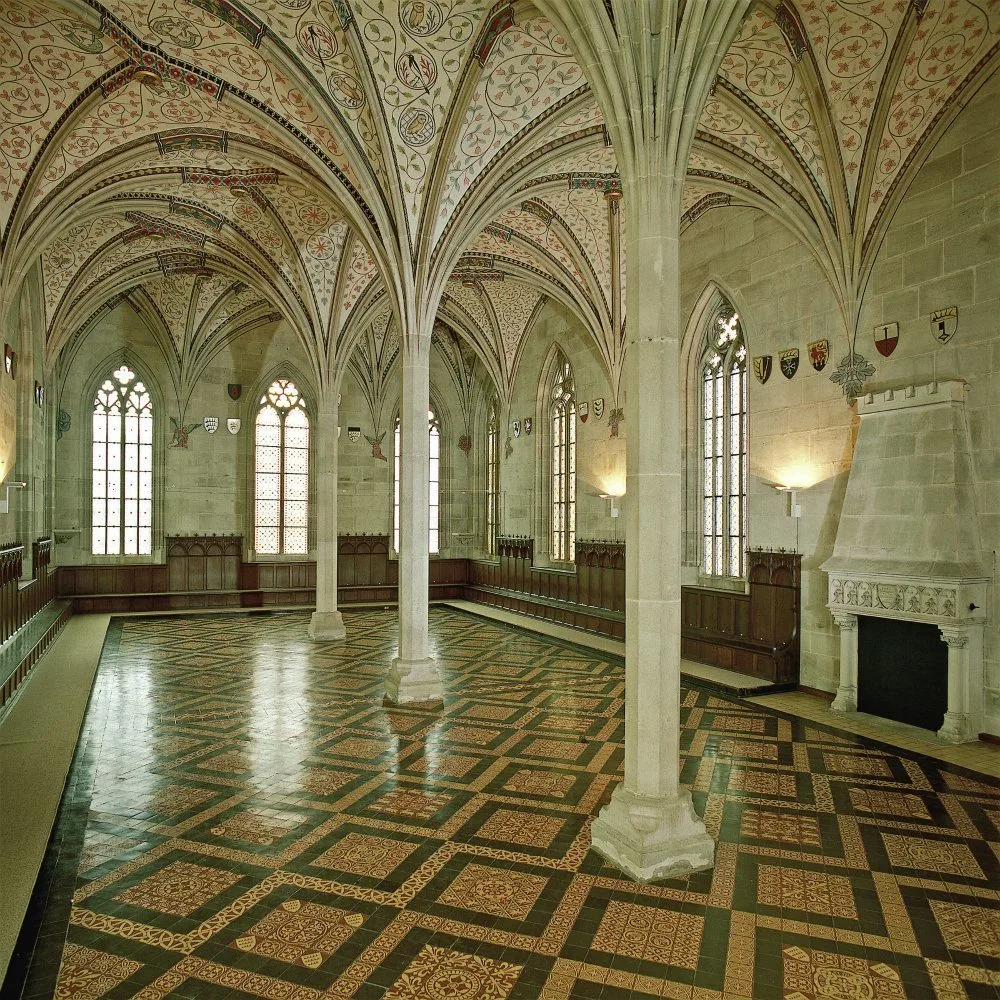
[
  {"left": 550, "top": 353, "right": 576, "bottom": 562},
  {"left": 393, "top": 408, "right": 441, "bottom": 554},
  {"left": 255, "top": 378, "right": 309, "bottom": 555},
  {"left": 486, "top": 398, "right": 500, "bottom": 556},
  {"left": 702, "top": 305, "right": 748, "bottom": 578},
  {"left": 92, "top": 364, "right": 153, "bottom": 555}
]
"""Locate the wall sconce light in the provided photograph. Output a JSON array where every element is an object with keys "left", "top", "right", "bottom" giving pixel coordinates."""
[
  {"left": 0, "top": 479, "right": 27, "bottom": 514},
  {"left": 598, "top": 493, "right": 622, "bottom": 518},
  {"left": 774, "top": 485, "right": 801, "bottom": 518}
]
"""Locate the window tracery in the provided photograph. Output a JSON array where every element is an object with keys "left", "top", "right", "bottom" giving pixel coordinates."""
[
  {"left": 702, "top": 306, "right": 748, "bottom": 578},
  {"left": 92, "top": 364, "right": 153, "bottom": 556},
  {"left": 255, "top": 378, "right": 309, "bottom": 555},
  {"left": 550, "top": 352, "right": 576, "bottom": 563}
]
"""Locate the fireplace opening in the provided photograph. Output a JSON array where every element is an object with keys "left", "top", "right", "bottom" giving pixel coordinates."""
[{"left": 857, "top": 616, "right": 947, "bottom": 732}]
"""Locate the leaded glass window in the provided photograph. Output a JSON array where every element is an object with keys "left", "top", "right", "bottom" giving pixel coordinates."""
[
  {"left": 702, "top": 306, "right": 748, "bottom": 578},
  {"left": 393, "top": 408, "right": 441, "bottom": 554},
  {"left": 550, "top": 353, "right": 576, "bottom": 562},
  {"left": 92, "top": 364, "right": 153, "bottom": 555},
  {"left": 486, "top": 399, "right": 500, "bottom": 556},
  {"left": 255, "top": 378, "right": 309, "bottom": 555}
]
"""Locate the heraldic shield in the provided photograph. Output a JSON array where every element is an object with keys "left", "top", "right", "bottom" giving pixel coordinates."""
[
  {"left": 227, "top": 418, "right": 241, "bottom": 435},
  {"left": 808, "top": 339, "right": 829, "bottom": 371},
  {"left": 348, "top": 427, "right": 361, "bottom": 442},
  {"left": 753, "top": 355, "right": 772, "bottom": 384},
  {"left": 579, "top": 401, "right": 588, "bottom": 422},
  {"left": 780, "top": 348, "right": 799, "bottom": 379},
  {"left": 203, "top": 416, "right": 219, "bottom": 433},
  {"left": 227, "top": 384, "right": 242, "bottom": 401},
  {"left": 930, "top": 306, "right": 957, "bottom": 344},
  {"left": 874, "top": 323, "right": 899, "bottom": 357}
]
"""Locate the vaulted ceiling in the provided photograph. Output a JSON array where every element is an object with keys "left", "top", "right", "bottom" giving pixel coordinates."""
[{"left": 2, "top": 0, "right": 997, "bottom": 406}]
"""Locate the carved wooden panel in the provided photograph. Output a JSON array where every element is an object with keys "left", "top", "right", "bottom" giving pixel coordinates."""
[{"left": 680, "top": 550, "right": 801, "bottom": 684}]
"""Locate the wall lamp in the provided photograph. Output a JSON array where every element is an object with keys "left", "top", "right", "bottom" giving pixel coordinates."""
[
  {"left": 598, "top": 493, "right": 622, "bottom": 518},
  {"left": 0, "top": 479, "right": 27, "bottom": 514},
  {"left": 773, "top": 485, "right": 801, "bottom": 519}
]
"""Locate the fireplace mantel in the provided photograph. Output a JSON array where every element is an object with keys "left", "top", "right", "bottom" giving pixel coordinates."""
[{"left": 822, "top": 380, "right": 989, "bottom": 743}]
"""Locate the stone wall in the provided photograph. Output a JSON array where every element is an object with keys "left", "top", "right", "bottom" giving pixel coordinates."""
[
  {"left": 53, "top": 303, "right": 473, "bottom": 563},
  {"left": 678, "top": 71, "right": 999, "bottom": 726},
  {"left": 501, "top": 299, "right": 625, "bottom": 554}
]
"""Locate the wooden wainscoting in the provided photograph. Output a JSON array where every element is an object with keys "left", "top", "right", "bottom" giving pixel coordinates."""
[
  {"left": 681, "top": 550, "right": 801, "bottom": 683},
  {"left": 57, "top": 535, "right": 467, "bottom": 612},
  {"left": 1, "top": 537, "right": 68, "bottom": 710},
  {"left": 464, "top": 537, "right": 625, "bottom": 639}
]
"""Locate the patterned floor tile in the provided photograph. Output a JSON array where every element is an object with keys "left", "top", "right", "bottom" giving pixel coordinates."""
[
  {"left": 383, "top": 945, "right": 523, "bottom": 999},
  {"left": 113, "top": 860, "right": 241, "bottom": 916},
  {"left": 437, "top": 862, "right": 547, "bottom": 920},
  {"left": 5, "top": 607, "right": 997, "bottom": 1000},
  {"left": 232, "top": 899, "right": 363, "bottom": 969}
]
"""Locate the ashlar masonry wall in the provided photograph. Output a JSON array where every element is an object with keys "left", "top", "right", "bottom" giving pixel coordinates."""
[{"left": 678, "top": 70, "right": 999, "bottom": 729}]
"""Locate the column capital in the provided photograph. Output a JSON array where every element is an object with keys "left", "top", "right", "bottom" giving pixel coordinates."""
[
  {"left": 832, "top": 611, "right": 858, "bottom": 631},
  {"left": 939, "top": 625, "right": 969, "bottom": 648}
]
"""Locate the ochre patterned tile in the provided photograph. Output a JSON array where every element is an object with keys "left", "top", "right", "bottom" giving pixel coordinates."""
[
  {"left": 848, "top": 788, "right": 932, "bottom": 819},
  {"left": 209, "top": 808, "right": 304, "bottom": 845},
  {"left": 740, "top": 809, "right": 822, "bottom": 847},
  {"left": 823, "top": 753, "right": 893, "bottom": 778},
  {"left": 717, "top": 739, "right": 778, "bottom": 761},
  {"left": 592, "top": 901, "right": 703, "bottom": 969},
  {"left": 313, "top": 833, "right": 417, "bottom": 878},
  {"left": 383, "top": 945, "right": 522, "bottom": 999},
  {"left": 18, "top": 608, "right": 1000, "bottom": 1000},
  {"left": 728, "top": 770, "right": 798, "bottom": 797},
  {"left": 441, "top": 725, "right": 502, "bottom": 746},
  {"left": 781, "top": 945, "right": 904, "bottom": 999},
  {"left": 150, "top": 784, "right": 215, "bottom": 815},
  {"left": 521, "top": 738, "right": 584, "bottom": 761},
  {"left": 233, "top": 899, "right": 363, "bottom": 969},
  {"left": 477, "top": 808, "right": 564, "bottom": 848},
  {"left": 298, "top": 768, "right": 356, "bottom": 796},
  {"left": 929, "top": 900, "right": 1000, "bottom": 956},
  {"left": 114, "top": 861, "right": 241, "bottom": 916},
  {"left": 881, "top": 834, "right": 984, "bottom": 878},
  {"left": 438, "top": 863, "right": 547, "bottom": 920},
  {"left": 370, "top": 788, "right": 451, "bottom": 819},
  {"left": 54, "top": 944, "right": 141, "bottom": 999},
  {"left": 459, "top": 704, "right": 518, "bottom": 721},
  {"left": 326, "top": 736, "right": 391, "bottom": 758},
  {"left": 408, "top": 752, "right": 479, "bottom": 777},
  {"left": 502, "top": 769, "right": 575, "bottom": 798},
  {"left": 710, "top": 715, "right": 766, "bottom": 733},
  {"left": 756, "top": 865, "right": 857, "bottom": 918}
]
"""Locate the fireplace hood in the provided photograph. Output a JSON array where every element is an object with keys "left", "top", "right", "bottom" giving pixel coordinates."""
[{"left": 822, "top": 380, "right": 989, "bottom": 743}]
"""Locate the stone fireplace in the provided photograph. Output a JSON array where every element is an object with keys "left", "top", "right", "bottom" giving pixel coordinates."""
[{"left": 822, "top": 381, "right": 989, "bottom": 743}]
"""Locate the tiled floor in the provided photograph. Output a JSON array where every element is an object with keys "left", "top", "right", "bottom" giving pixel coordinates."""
[{"left": 5, "top": 607, "right": 1000, "bottom": 999}]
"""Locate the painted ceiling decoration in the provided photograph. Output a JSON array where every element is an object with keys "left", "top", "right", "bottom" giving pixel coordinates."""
[{"left": 0, "top": 0, "right": 996, "bottom": 402}]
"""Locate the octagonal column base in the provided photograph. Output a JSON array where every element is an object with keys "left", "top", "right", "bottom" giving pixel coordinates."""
[
  {"left": 385, "top": 656, "right": 443, "bottom": 705},
  {"left": 590, "top": 786, "right": 715, "bottom": 883}
]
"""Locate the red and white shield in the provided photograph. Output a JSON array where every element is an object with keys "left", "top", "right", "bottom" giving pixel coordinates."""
[{"left": 874, "top": 322, "right": 898, "bottom": 357}]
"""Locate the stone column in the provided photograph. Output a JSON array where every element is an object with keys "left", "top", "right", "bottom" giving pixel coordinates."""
[
  {"left": 589, "top": 179, "right": 715, "bottom": 882},
  {"left": 938, "top": 625, "right": 971, "bottom": 743},
  {"left": 830, "top": 612, "right": 859, "bottom": 712},
  {"left": 386, "top": 337, "right": 442, "bottom": 703},
  {"left": 308, "top": 391, "right": 346, "bottom": 641}
]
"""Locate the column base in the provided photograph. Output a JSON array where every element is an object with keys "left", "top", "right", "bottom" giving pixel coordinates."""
[
  {"left": 590, "top": 786, "right": 715, "bottom": 883},
  {"left": 308, "top": 611, "right": 347, "bottom": 642},
  {"left": 385, "top": 656, "right": 443, "bottom": 705},
  {"left": 831, "top": 686, "right": 857, "bottom": 712},
  {"left": 938, "top": 712, "right": 972, "bottom": 744}
]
